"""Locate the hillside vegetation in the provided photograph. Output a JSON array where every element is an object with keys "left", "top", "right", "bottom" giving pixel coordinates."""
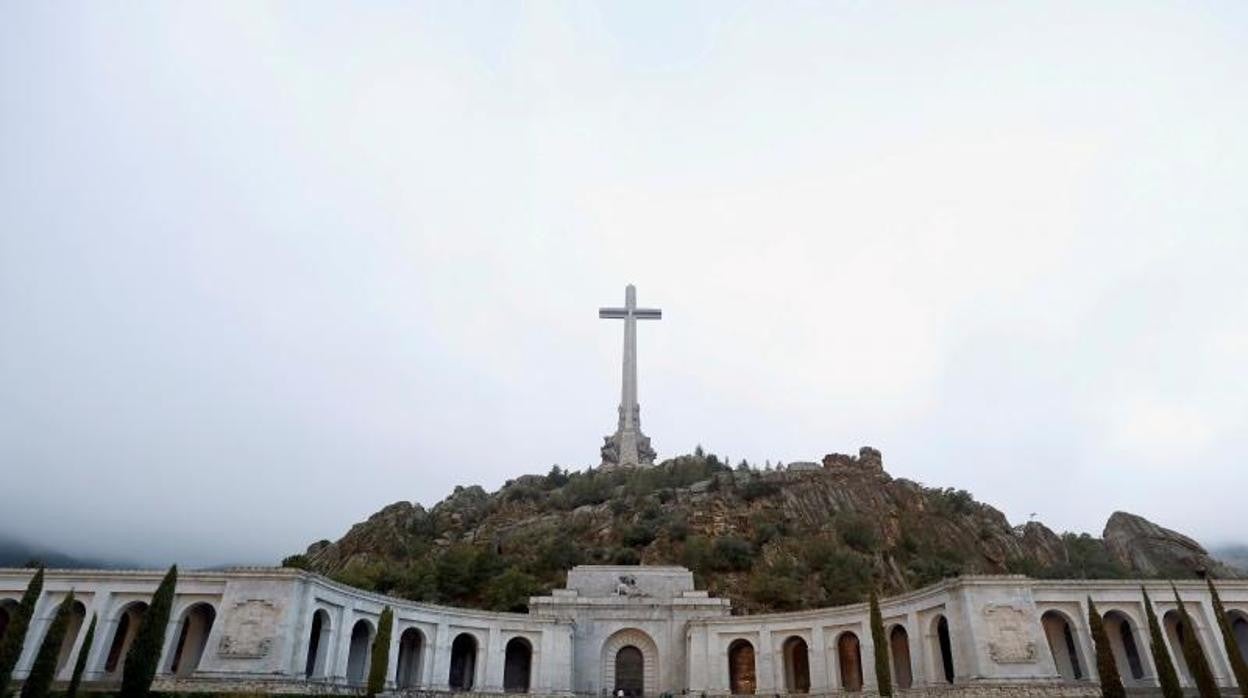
[{"left": 286, "top": 448, "right": 1238, "bottom": 614}]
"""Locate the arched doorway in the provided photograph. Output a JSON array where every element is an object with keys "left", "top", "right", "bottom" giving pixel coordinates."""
[
  {"left": 1102, "top": 611, "right": 1145, "bottom": 683},
  {"left": 346, "top": 619, "right": 374, "bottom": 686},
  {"left": 890, "top": 625, "right": 913, "bottom": 689},
  {"left": 305, "top": 609, "right": 332, "bottom": 678},
  {"left": 503, "top": 637, "right": 533, "bottom": 693},
  {"left": 727, "top": 639, "right": 756, "bottom": 695},
  {"left": 1041, "top": 610, "right": 1084, "bottom": 681},
  {"left": 601, "top": 628, "right": 658, "bottom": 697},
  {"left": 837, "top": 632, "right": 863, "bottom": 691},
  {"left": 1163, "top": 610, "right": 1193, "bottom": 683},
  {"left": 782, "top": 636, "right": 810, "bottom": 694},
  {"left": 1230, "top": 612, "right": 1248, "bottom": 666},
  {"left": 54, "top": 601, "right": 88, "bottom": 678},
  {"left": 933, "top": 615, "right": 955, "bottom": 684},
  {"left": 103, "top": 601, "right": 148, "bottom": 677},
  {"left": 169, "top": 603, "right": 216, "bottom": 677},
  {"left": 395, "top": 627, "right": 424, "bottom": 688},
  {"left": 449, "top": 633, "right": 478, "bottom": 691}
]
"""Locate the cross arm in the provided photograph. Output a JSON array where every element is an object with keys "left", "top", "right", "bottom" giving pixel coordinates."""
[
  {"left": 634, "top": 309, "right": 661, "bottom": 319},
  {"left": 599, "top": 308, "right": 627, "bottom": 318}
]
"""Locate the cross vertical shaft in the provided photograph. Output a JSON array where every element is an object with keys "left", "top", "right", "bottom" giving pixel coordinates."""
[{"left": 598, "top": 284, "right": 661, "bottom": 468}]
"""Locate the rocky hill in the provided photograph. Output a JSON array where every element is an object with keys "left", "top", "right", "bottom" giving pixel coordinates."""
[{"left": 286, "top": 448, "right": 1241, "bottom": 614}]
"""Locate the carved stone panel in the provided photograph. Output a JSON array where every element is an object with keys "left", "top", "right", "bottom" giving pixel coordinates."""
[
  {"left": 983, "top": 604, "right": 1038, "bottom": 664},
  {"left": 217, "top": 599, "right": 281, "bottom": 659}
]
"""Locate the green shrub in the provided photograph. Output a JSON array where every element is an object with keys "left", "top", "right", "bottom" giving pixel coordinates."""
[
  {"left": 1173, "top": 585, "right": 1220, "bottom": 698},
  {"left": 1142, "top": 587, "right": 1183, "bottom": 698},
  {"left": 65, "top": 614, "right": 96, "bottom": 698},
  {"left": 739, "top": 478, "right": 781, "bottom": 501},
  {"left": 747, "top": 560, "right": 802, "bottom": 611},
  {"left": 612, "top": 549, "right": 641, "bottom": 565},
  {"left": 622, "top": 522, "right": 658, "bottom": 547},
  {"left": 483, "top": 569, "right": 541, "bottom": 612},
  {"left": 21, "top": 590, "right": 75, "bottom": 698},
  {"left": 838, "top": 514, "right": 878, "bottom": 553},
  {"left": 821, "top": 551, "right": 872, "bottom": 605},
  {"left": 1087, "top": 597, "right": 1124, "bottom": 698},
  {"left": 711, "top": 537, "right": 755, "bottom": 571},
  {"left": 121, "top": 565, "right": 177, "bottom": 698},
  {"left": 0, "top": 566, "right": 44, "bottom": 696},
  {"left": 366, "top": 607, "right": 392, "bottom": 697}
]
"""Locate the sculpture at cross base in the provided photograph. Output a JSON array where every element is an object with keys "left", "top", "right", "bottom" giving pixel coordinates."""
[{"left": 598, "top": 284, "right": 661, "bottom": 468}]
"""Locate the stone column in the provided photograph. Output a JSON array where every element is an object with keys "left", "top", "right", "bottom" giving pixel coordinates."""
[
  {"left": 809, "top": 626, "right": 830, "bottom": 693},
  {"left": 756, "top": 627, "right": 775, "bottom": 693},
  {"left": 385, "top": 622, "right": 402, "bottom": 690},
  {"left": 906, "top": 611, "right": 926, "bottom": 686},
  {"left": 429, "top": 622, "right": 451, "bottom": 691},
  {"left": 15, "top": 593, "right": 56, "bottom": 677},
  {"left": 483, "top": 627, "right": 504, "bottom": 692},
  {"left": 331, "top": 606, "right": 353, "bottom": 684}
]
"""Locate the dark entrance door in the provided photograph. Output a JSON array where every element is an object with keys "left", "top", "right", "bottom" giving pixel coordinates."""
[{"left": 615, "top": 645, "right": 644, "bottom": 697}]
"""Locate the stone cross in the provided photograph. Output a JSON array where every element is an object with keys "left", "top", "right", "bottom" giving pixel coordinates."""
[{"left": 599, "top": 284, "right": 661, "bottom": 467}]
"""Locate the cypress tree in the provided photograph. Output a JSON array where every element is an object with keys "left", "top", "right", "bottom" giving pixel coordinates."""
[
  {"left": 367, "top": 606, "right": 394, "bottom": 698},
  {"left": 0, "top": 567, "right": 45, "bottom": 697},
  {"left": 1207, "top": 578, "right": 1248, "bottom": 698},
  {"left": 20, "top": 591, "right": 75, "bottom": 698},
  {"left": 119, "top": 565, "right": 177, "bottom": 698},
  {"left": 1088, "top": 597, "right": 1126, "bottom": 698},
  {"left": 868, "top": 589, "right": 892, "bottom": 697},
  {"left": 1144, "top": 587, "right": 1185, "bottom": 698},
  {"left": 1174, "top": 585, "right": 1221, "bottom": 698},
  {"left": 65, "top": 614, "right": 95, "bottom": 698}
]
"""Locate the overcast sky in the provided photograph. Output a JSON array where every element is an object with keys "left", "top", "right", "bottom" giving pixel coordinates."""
[{"left": 2, "top": 2, "right": 1246, "bottom": 568}]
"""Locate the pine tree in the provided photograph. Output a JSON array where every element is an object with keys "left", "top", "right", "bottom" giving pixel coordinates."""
[
  {"left": 367, "top": 606, "right": 393, "bottom": 698},
  {"left": 1174, "top": 585, "right": 1221, "bottom": 698},
  {"left": 1144, "top": 587, "right": 1184, "bottom": 698},
  {"left": 120, "top": 565, "right": 177, "bottom": 698},
  {"left": 1207, "top": 578, "right": 1248, "bottom": 698},
  {"left": 869, "top": 588, "right": 892, "bottom": 697},
  {"left": 20, "top": 591, "right": 75, "bottom": 698},
  {"left": 0, "top": 567, "right": 45, "bottom": 697},
  {"left": 1088, "top": 597, "right": 1126, "bottom": 698},
  {"left": 65, "top": 614, "right": 95, "bottom": 698}
]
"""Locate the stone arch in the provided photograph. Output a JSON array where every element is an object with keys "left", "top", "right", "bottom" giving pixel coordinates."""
[
  {"left": 103, "top": 601, "right": 148, "bottom": 677},
  {"left": 1102, "top": 610, "right": 1145, "bottom": 682},
  {"left": 782, "top": 636, "right": 810, "bottom": 694},
  {"left": 395, "top": 627, "right": 424, "bottom": 688},
  {"left": 1040, "top": 610, "right": 1085, "bottom": 681},
  {"left": 1163, "top": 610, "right": 1193, "bottom": 683},
  {"left": 932, "top": 615, "right": 955, "bottom": 684},
  {"left": 1229, "top": 610, "right": 1248, "bottom": 666},
  {"left": 305, "top": 609, "right": 332, "bottom": 678},
  {"left": 727, "top": 638, "right": 756, "bottom": 695},
  {"left": 168, "top": 602, "right": 216, "bottom": 677},
  {"left": 889, "top": 625, "right": 913, "bottom": 689},
  {"left": 503, "top": 636, "right": 533, "bottom": 693},
  {"left": 837, "top": 632, "right": 863, "bottom": 691},
  {"left": 601, "top": 628, "right": 659, "bottom": 697},
  {"left": 54, "top": 600, "right": 88, "bottom": 677},
  {"left": 449, "top": 632, "right": 479, "bottom": 691},
  {"left": 346, "top": 618, "right": 375, "bottom": 686}
]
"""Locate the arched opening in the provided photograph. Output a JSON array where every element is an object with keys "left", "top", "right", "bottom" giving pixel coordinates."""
[
  {"left": 54, "top": 601, "right": 88, "bottom": 676},
  {"left": 1230, "top": 612, "right": 1248, "bottom": 666},
  {"left": 890, "top": 625, "right": 913, "bottom": 689},
  {"left": 1041, "top": 610, "right": 1084, "bottom": 681},
  {"left": 782, "top": 636, "right": 810, "bottom": 694},
  {"left": 503, "top": 637, "right": 533, "bottom": 693},
  {"left": 837, "top": 632, "right": 863, "bottom": 692},
  {"left": 346, "top": 619, "right": 374, "bottom": 686},
  {"left": 727, "top": 639, "right": 756, "bottom": 695},
  {"left": 395, "top": 627, "right": 424, "bottom": 688},
  {"left": 1163, "top": 610, "right": 1193, "bottom": 683},
  {"left": 932, "top": 615, "right": 955, "bottom": 684},
  {"left": 103, "top": 602, "right": 148, "bottom": 677},
  {"left": 169, "top": 603, "right": 216, "bottom": 677},
  {"left": 1102, "top": 611, "right": 1145, "bottom": 682},
  {"left": 449, "top": 633, "right": 478, "bottom": 691},
  {"left": 305, "top": 609, "right": 332, "bottom": 678},
  {"left": 615, "top": 645, "right": 645, "bottom": 697}
]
